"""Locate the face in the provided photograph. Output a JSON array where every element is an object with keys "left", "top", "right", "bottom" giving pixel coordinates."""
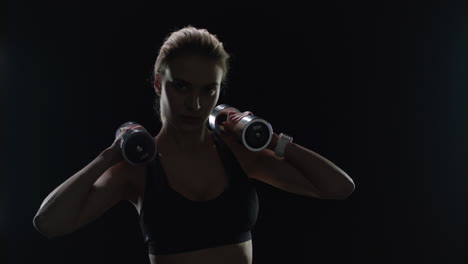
[{"left": 155, "top": 54, "right": 223, "bottom": 130}]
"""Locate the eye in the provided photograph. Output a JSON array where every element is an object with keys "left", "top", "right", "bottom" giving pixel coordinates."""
[
  {"left": 173, "top": 82, "right": 189, "bottom": 92},
  {"left": 205, "top": 86, "right": 217, "bottom": 95}
]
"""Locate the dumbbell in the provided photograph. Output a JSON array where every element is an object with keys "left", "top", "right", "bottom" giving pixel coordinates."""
[
  {"left": 208, "top": 104, "right": 273, "bottom": 152},
  {"left": 115, "top": 121, "right": 157, "bottom": 165}
]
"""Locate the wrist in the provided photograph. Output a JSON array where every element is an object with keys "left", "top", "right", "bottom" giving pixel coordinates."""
[
  {"left": 272, "top": 133, "right": 293, "bottom": 158},
  {"left": 267, "top": 133, "right": 280, "bottom": 151},
  {"left": 99, "top": 148, "right": 123, "bottom": 167}
]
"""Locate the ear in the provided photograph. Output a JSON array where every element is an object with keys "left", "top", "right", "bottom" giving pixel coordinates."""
[{"left": 154, "top": 73, "right": 162, "bottom": 96}]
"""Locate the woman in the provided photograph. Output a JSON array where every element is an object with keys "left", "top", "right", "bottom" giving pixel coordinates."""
[{"left": 33, "top": 26, "right": 355, "bottom": 264}]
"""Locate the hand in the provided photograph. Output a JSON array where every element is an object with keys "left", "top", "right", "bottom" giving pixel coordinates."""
[
  {"left": 104, "top": 123, "right": 146, "bottom": 164},
  {"left": 218, "top": 110, "right": 253, "bottom": 144}
]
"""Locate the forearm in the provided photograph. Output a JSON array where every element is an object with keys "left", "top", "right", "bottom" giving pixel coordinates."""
[
  {"left": 33, "top": 149, "right": 117, "bottom": 237},
  {"left": 268, "top": 133, "right": 355, "bottom": 198}
]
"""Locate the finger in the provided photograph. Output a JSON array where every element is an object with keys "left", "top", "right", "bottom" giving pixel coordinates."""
[
  {"left": 234, "top": 113, "right": 248, "bottom": 122},
  {"left": 240, "top": 113, "right": 251, "bottom": 119},
  {"left": 227, "top": 112, "right": 237, "bottom": 120},
  {"left": 127, "top": 124, "right": 143, "bottom": 130}
]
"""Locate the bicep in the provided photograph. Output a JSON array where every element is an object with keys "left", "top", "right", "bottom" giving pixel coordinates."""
[
  {"left": 75, "top": 162, "right": 135, "bottom": 229},
  {"left": 246, "top": 149, "right": 322, "bottom": 199}
]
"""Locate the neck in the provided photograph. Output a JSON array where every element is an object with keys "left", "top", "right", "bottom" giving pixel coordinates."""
[{"left": 156, "top": 121, "right": 214, "bottom": 157}]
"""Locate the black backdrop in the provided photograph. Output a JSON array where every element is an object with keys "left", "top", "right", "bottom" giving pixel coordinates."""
[{"left": 3, "top": 1, "right": 465, "bottom": 264}]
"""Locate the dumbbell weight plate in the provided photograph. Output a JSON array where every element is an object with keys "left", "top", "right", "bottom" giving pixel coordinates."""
[
  {"left": 238, "top": 115, "right": 273, "bottom": 152},
  {"left": 120, "top": 129, "right": 156, "bottom": 165}
]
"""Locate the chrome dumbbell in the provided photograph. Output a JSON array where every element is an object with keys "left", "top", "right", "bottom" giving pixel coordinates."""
[
  {"left": 208, "top": 104, "right": 273, "bottom": 152},
  {"left": 115, "top": 121, "right": 157, "bottom": 165}
]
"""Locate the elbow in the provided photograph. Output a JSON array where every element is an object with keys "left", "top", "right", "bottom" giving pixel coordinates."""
[
  {"left": 33, "top": 214, "right": 53, "bottom": 239},
  {"left": 335, "top": 178, "right": 355, "bottom": 200},
  {"left": 341, "top": 181, "right": 355, "bottom": 199},
  {"left": 320, "top": 183, "right": 355, "bottom": 200},
  {"left": 336, "top": 184, "right": 355, "bottom": 200},
  {"left": 32, "top": 214, "right": 65, "bottom": 239},
  {"left": 33, "top": 214, "right": 50, "bottom": 238}
]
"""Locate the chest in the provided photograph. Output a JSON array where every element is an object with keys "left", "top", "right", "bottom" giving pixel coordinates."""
[
  {"left": 137, "top": 145, "right": 260, "bottom": 245},
  {"left": 132, "top": 138, "right": 253, "bottom": 214},
  {"left": 159, "top": 151, "right": 228, "bottom": 202}
]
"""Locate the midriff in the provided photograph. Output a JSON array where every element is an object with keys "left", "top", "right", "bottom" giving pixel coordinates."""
[{"left": 149, "top": 239, "right": 252, "bottom": 264}]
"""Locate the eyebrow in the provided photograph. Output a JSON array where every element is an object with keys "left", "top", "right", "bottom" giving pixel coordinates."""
[{"left": 173, "top": 78, "right": 219, "bottom": 87}]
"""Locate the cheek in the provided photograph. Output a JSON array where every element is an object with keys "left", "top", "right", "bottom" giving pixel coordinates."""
[
  {"left": 163, "top": 90, "right": 187, "bottom": 114},
  {"left": 163, "top": 88, "right": 181, "bottom": 104}
]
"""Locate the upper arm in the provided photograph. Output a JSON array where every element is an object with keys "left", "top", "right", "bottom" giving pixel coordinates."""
[
  {"left": 227, "top": 140, "right": 322, "bottom": 199},
  {"left": 75, "top": 161, "right": 142, "bottom": 229},
  {"left": 246, "top": 149, "right": 322, "bottom": 199}
]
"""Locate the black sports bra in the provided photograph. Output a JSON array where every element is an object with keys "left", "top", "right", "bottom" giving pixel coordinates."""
[{"left": 139, "top": 131, "right": 259, "bottom": 255}]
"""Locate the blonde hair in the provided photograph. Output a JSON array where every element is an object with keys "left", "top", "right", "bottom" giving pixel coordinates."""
[{"left": 153, "top": 26, "right": 231, "bottom": 123}]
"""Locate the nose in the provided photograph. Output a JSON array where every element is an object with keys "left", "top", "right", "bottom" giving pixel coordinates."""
[{"left": 186, "top": 93, "right": 201, "bottom": 111}]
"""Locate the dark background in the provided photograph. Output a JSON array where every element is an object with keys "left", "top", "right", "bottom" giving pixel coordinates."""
[{"left": 2, "top": 1, "right": 466, "bottom": 263}]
